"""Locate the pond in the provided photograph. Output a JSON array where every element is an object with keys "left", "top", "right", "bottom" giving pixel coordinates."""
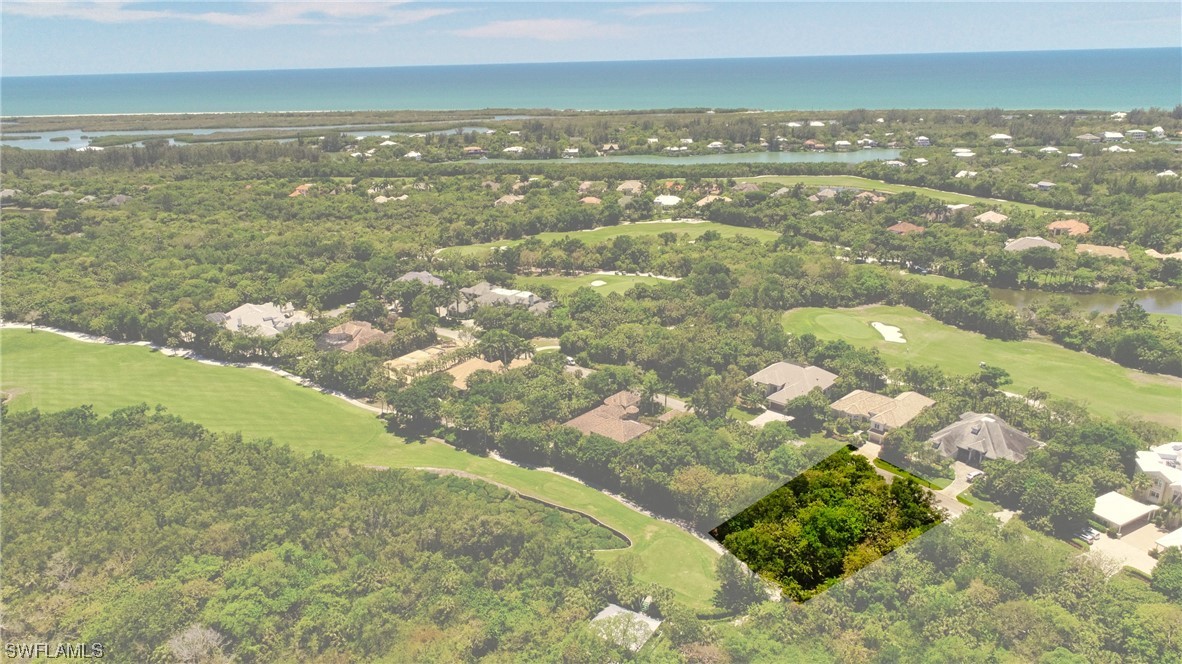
[{"left": 989, "top": 287, "right": 1182, "bottom": 317}]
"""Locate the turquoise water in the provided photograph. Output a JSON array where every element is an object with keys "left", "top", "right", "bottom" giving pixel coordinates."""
[{"left": 2, "top": 49, "right": 1178, "bottom": 116}]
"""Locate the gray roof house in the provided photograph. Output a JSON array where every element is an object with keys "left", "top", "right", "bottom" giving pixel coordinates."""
[
  {"left": 451, "top": 281, "right": 554, "bottom": 316},
  {"left": 928, "top": 412, "right": 1041, "bottom": 466},
  {"left": 749, "top": 362, "right": 838, "bottom": 411},
  {"left": 1004, "top": 236, "right": 1061, "bottom": 252},
  {"left": 397, "top": 271, "right": 446, "bottom": 287}
]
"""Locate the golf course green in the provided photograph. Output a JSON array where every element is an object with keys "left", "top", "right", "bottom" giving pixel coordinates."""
[
  {"left": 784, "top": 305, "right": 1181, "bottom": 429},
  {"left": 0, "top": 329, "right": 721, "bottom": 610}
]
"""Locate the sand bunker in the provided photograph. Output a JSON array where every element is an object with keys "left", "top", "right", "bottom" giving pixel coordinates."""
[
  {"left": 590, "top": 280, "right": 607, "bottom": 287},
  {"left": 871, "top": 322, "right": 906, "bottom": 343}
]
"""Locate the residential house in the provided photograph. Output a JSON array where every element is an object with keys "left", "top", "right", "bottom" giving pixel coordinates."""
[
  {"left": 748, "top": 362, "right": 838, "bottom": 412},
  {"left": 1038, "top": 146, "right": 1061, "bottom": 154},
  {"left": 445, "top": 356, "right": 531, "bottom": 390},
  {"left": 1151, "top": 126, "right": 1166, "bottom": 138},
  {"left": 1157, "top": 170, "right": 1178, "bottom": 178},
  {"left": 1135, "top": 442, "right": 1182, "bottom": 507},
  {"left": 563, "top": 391, "right": 652, "bottom": 443},
  {"left": 830, "top": 390, "right": 935, "bottom": 443},
  {"left": 208, "top": 302, "right": 311, "bottom": 338},
  {"left": 1046, "top": 219, "right": 1090, "bottom": 236},
  {"left": 887, "top": 222, "right": 925, "bottom": 235},
  {"left": 1093, "top": 491, "right": 1159, "bottom": 535},
  {"left": 883, "top": 160, "right": 906, "bottom": 167},
  {"left": 562, "top": 147, "right": 580, "bottom": 158},
  {"left": 928, "top": 412, "right": 1041, "bottom": 466},
  {"left": 1126, "top": 129, "right": 1147, "bottom": 141},
  {"left": 695, "top": 195, "right": 731, "bottom": 207},
  {"left": 915, "top": 136, "right": 931, "bottom": 147},
  {"left": 706, "top": 141, "right": 725, "bottom": 150},
  {"left": 452, "top": 281, "right": 553, "bottom": 316},
  {"left": 494, "top": 194, "right": 524, "bottom": 207},
  {"left": 397, "top": 271, "right": 445, "bottom": 287},
  {"left": 913, "top": 158, "right": 929, "bottom": 165},
  {"left": 1076, "top": 133, "right": 1102, "bottom": 143},
  {"left": 974, "top": 210, "right": 1009, "bottom": 225},
  {"left": 502, "top": 146, "right": 525, "bottom": 154},
  {"left": 590, "top": 604, "right": 662, "bottom": 653},
  {"left": 1075, "top": 244, "right": 1129, "bottom": 260},
  {"left": 834, "top": 140, "right": 852, "bottom": 150},
  {"left": 732, "top": 182, "right": 761, "bottom": 193},
  {"left": 653, "top": 194, "right": 682, "bottom": 206},
  {"left": 616, "top": 180, "right": 645, "bottom": 195},
  {"left": 403, "top": 151, "right": 421, "bottom": 160},
  {"left": 1033, "top": 181, "right": 1055, "bottom": 191},
  {"left": 580, "top": 196, "right": 602, "bottom": 205},
  {"left": 462, "top": 146, "right": 486, "bottom": 157},
  {"left": 317, "top": 321, "right": 392, "bottom": 353},
  {"left": 1102, "top": 131, "right": 1124, "bottom": 142},
  {"left": 989, "top": 133, "right": 1013, "bottom": 143},
  {"left": 803, "top": 139, "right": 827, "bottom": 151},
  {"left": 1005, "top": 236, "right": 1061, "bottom": 252}
]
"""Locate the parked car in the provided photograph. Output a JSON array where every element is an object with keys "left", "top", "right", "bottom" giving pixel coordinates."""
[
  {"left": 1076, "top": 529, "right": 1101, "bottom": 544},
  {"left": 966, "top": 470, "right": 985, "bottom": 483}
]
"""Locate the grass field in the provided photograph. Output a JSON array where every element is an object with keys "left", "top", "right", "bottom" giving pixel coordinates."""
[
  {"left": 783, "top": 305, "right": 1181, "bottom": 429},
  {"left": 517, "top": 273, "right": 670, "bottom": 296},
  {"left": 0, "top": 330, "right": 720, "bottom": 610},
  {"left": 738, "top": 175, "right": 1065, "bottom": 215},
  {"left": 443, "top": 220, "right": 779, "bottom": 256}
]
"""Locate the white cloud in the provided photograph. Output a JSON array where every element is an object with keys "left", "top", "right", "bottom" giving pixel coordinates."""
[
  {"left": 451, "top": 18, "right": 636, "bottom": 41},
  {"left": 614, "top": 3, "right": 709, "bottom": 18},
  {"left": 2, "top": 2, "right": 457, "bottom": 29}
]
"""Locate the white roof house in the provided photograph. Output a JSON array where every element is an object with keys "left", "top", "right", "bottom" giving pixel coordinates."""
[
  {"left": 707, "top": 141, "right": 725, "bottom": 149},
  {"left": 1151, "top": 126, "right": 1166, "bottom": 137},
  {"left": 955, "top": 152, "right": 976, "bottom": 158},
  {"left": 884, "top": 160, "right": 906, "bottom": 167},
  {"left": 990, "top": 133, "right": 1013, "bottom": 141},
  {"left": 379, "top": 140, "right": 397, "bottom": 146},
  {"left": 590, "top": 604, "right": 662, "bottom": 653},
  {"left": 1093, "top": 491, "right": 1158, "bottom": 534},
  {"left": 1126, "top": 129, "right": 1147, "bottom": 140},
  {"left": 1038, "top": 146, "right": 1061, "bottom": 154},
  {"left": 913, "top": 158, "right": 929, "bottom": 165},
  {"left": 915, "top": 136, "right": 931, "bottom": 146},
  {"left": 1156, "top": 527, "right": 1182, "bottom": 553},
  {"left": 1005, "top": 236, "right": 1061, "bottom": 252},
  {"left": 974, "top": 210, "right": 1009, "bottom": 224},
  {"left": 1156, "top": 170, "right": 1178, "bottom": 178},
  {"left": 809, "top": 120, "right": 826, "bottom": 127},
  {"left": 404, "top": 151, "right": 421, "bottom": 159},
  {"left": 502, "top": 146, "right": 525, "bottom": 154},
  {"left": 212, "top": 302, "right": 311, "bottom": 338},
  {"left": 653, "top": 194, "right": 682, "bottom": 206},
  {"left": 1135, "top": 445, "right": 1182, "bottom": 507},
  {"left": 1102, "top": 131, "right": 1124, "bottom": 142},
  {"left": 679, "top": 138, "right": 694, "bottom": 144}
]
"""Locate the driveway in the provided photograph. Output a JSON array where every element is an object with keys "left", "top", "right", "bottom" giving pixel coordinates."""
[
  {"left": 1088, "top": 523, "right": 1164, "bottom": 575},
  {"left": 936, "top": 461, "right": 977, "bottom": 500}
]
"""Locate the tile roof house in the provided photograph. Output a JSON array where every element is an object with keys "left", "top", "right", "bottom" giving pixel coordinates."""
[
  {"left": 1005, "top": 236, "right": 1062, "bottom": 252},
  {"left": 212, "top": 302, "right": 311, "bottom": 338},
  {"left": 974, "top": 210, "right": 1009, "bottom": 224},
  {"left": 317, "top": 320, "right": 392, "bottom": 352},
  {"left": 494, "top": 194, "right": 525, "bottom": 207},
  {"left": 397, "top": 271, "right": 446, "bottom": 287},
  {"left": 887, "top": 222, "right": 925, "bottom": 235},
  {"left": 695, "top": 195, "right": 731, "bottom": 206},
  {"left": 928, "top": 412, "right": 1041, "bottom": 466},
  {"left": 748, "top": 362, "right": 838, "bottom": 412},
  {"left": 1075, "top": 244, "right": 1129, "bottom": 260},
  {"left": 579, "top": 196, "right": 602, "bottom": 205},
  {"left": 830, "top": 390, "right": 935, "bottom": 442},
  {"left": 616, "top": 180, "right": 645, "bottom": 195},
  {"left": 445, "top": 356, "right": 531, "bottom": 390},
  {"left": 1134, "top": 443, "right": 1182, "bottom": 507},
  {"left": 563, "top": 391, "right": 653, "bottom": 443},
  {"left": 1046, "top": 219, "right": 1090, "bottom": 236}
]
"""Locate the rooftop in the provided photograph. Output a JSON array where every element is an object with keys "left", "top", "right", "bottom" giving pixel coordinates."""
[{"left": 1093, "top": 491, "right": 1158, "bottom": 528}]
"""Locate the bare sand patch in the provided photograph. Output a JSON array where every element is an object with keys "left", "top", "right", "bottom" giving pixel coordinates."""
[
  {"left": 871, "top": 321, "right": 906, "bottom": 343},
  {"left": 590, "top": 280, "right": 607, "bottom": 287}
]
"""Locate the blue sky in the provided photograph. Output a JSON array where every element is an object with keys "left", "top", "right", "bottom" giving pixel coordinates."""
[{"left": 2, "top": 2, "right": 1179, "bottom": 76}]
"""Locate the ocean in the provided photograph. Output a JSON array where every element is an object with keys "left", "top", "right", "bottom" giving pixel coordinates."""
[{"left": 1, "top": 48, "right": 1179, "bottom": 117}]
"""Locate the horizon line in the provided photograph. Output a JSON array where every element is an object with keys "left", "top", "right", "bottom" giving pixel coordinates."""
[{"left": 4, "top": 45, "right": 1177, "bottom": 79}]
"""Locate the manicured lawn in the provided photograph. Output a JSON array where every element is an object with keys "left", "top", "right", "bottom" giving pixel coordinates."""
[
  {"left": 517, "top": 273, "right": 669, "bottom": 296},
  {"left": 1153, "top": 314, "right": 1182, "bottom": 333},
  {"left": 738, "top": 175, "right": 1065, "bottom": 215},
  {"left": 783, "top": 305, "right": 1182, "bottom": 429},
  {"left": 0, "top": 330, "right": 720, "bottom": 610},
  {"left": 443, "top": 220, "right": 779, "bottom": 256}
]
